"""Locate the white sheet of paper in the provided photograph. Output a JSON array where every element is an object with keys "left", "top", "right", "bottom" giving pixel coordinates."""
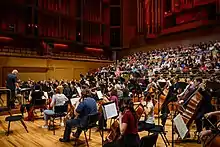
[
  {"left": 97, "top": 91, "right": 103, "bottom": 99},
  {"left": 42, "top": 92, "right": 48, "bottom": 99},
  {"left": 70, "top": 98, "right": 80, "bottom": 106},
  {"left": 174, "top": 114, "right": 188, "bottom": 139},
  {"left": 103, "top": 102, "right": 118, "bottom": 119},
  {"left": 76, "top": 87, "right": 81, "bottom": 96}
]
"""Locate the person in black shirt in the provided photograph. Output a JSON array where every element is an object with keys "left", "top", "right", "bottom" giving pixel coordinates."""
[
  {"left": 20, "top": 84, "right": 45, "bottom": 121},
  {"left": 6, "top": 69, "right": 18, "bottom": 108}
]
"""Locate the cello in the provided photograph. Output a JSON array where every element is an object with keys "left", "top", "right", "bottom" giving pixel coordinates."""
[
  {"left": 104, "top": 102, "right": 144, "bottom": 145},
  {"left": 201, "top": 116, "right": 220, "bottom": 147},
  {"left": 154, "top": 82, "right": 169, "bottom": 115}
]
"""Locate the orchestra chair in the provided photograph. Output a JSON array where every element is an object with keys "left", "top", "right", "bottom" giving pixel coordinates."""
[
  {"left": 32, "top": 98, "right": 47, "bottom": 121},
  {"left": 4, "top": 109, "right": 28, "bottom": 136},
  {"left": 74, "top": 112, "right": 100, "bottom": 147},
  {"left": 148, "top": 125, "right": 170, "bottom": 147},
  {"left": 140, "top": 133, "right": 158, "bottom": 147},
  {"left": 47, "top": 104, "right": 68, "bottom": 135}
]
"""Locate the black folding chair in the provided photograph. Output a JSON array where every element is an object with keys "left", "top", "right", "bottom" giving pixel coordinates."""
[
  {"left": 148, "top": 125, "right": 170, "bottom": 147},
  {"left": 32, "top": 98, "right": 47, "bottom": 121},
  {"left": 47, "top": 104, "right": 68, "bottom": 135},
  {"left": 5, "top": 110, "right": 28, "bottom": 136},
  {"left": 140, "top": 133, "right": 158, "bottom": 147},
  {"left": 74, "top": 112, "right": 100, "bottom": 147}
]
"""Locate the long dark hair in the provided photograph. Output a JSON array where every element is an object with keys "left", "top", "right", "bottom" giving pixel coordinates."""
[{"left": 124, "top": 99, "right": 137, "bottom": 124}]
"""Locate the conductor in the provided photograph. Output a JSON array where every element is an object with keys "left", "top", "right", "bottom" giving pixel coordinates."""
[{"left": 6, "top": 69, "right": 18, "bottom": 108}]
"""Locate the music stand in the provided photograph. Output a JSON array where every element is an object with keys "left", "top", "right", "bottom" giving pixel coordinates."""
[{"left": 101, "top": 101, "right": 118, "bottom": 146}]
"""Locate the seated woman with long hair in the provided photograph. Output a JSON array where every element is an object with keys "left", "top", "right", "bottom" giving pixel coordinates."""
[
  {"left": 138, "top": 94, "right": 155, "bottom": 132},
  {"left": 104, "top": 99, "right": 140, "bottom": 147},
  {"left": 42, "top": 86, "right": 68, "bottom": 128}
]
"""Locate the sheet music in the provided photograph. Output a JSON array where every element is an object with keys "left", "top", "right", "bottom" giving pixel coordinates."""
[
  {"left": 42, "top": 92, "right": 48, "bottom": 99},
  {"left": 103, "top": 102, "right": 118, "bottom": 119},
  {"left": 20, "top": 88, "right": 31, "bottom": 92},
  {"left": 174, "top": 114, "right": 188, "bottom": 139},
  {"left": 76, "top": 87, "right": 81, "bottom": 96},
  {"left": 97, "top": 91, "right": 103, "bottom": 99},
  {"left": 70, "top": 98, "right": 80, "bottom": 106}
]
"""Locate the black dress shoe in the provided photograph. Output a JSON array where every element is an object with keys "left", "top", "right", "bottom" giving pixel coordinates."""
[{"left": 59, "top": 138, "right": 70, "bottom": 142}]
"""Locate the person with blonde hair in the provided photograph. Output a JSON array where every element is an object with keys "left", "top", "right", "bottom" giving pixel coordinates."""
[
  {"left": 6, "top": 69, "right": 18, "bottom": 108},
  {"left": 42, "top": 86, "right": 68, "bottom": 128}
]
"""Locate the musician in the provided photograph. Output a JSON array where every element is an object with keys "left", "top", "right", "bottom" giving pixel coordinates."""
[
  {"left": 6, "top": 69, "right": 18, "bottom": 108},
  {"left": 59, "top": 88, "right": 97, "bottom": 142},
  {"left": 42, "top": 86, "right": 68, "bottom": 128},
  {"left": 177, "top": 78, "right": 195, "bottom": 104},
  {"left": 144, "top": 77, "right": 157, "bottom": 95},
  {"left": 104, "top": 99, "right": 140, "bottom": 147},
  {"left": 138, "top": 94, "right": 155, "bottom": 132},
  {"left": 20, "top": 84, "right": 45, "bottom": 121},
  {"left": 63, "top": 83, "right": 72, "bottom": 99}
]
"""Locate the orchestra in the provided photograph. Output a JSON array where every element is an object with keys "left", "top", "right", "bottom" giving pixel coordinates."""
[{"left": 1, "top": 41, "right": 220, "bottom": 147}]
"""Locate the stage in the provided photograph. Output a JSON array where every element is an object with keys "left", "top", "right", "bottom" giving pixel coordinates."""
[{"left": 0, "top": 111, "right": 201, "bottom": 147}]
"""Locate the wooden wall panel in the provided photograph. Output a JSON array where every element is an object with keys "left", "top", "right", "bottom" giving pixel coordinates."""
[
  {"left": 0, "top": 57, "right": 111, "bottom": 86},
  {"left": 17, "top": 73, "right": 47, "bottom": 81}
]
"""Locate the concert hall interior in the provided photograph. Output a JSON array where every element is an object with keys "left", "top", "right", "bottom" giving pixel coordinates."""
[{"left": 0, "top": 0, "right": 220, "bottom": 147}]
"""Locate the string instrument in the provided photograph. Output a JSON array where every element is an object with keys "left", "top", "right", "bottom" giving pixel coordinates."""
[
  {"left": 135, "top": 103, "right": 145, "bottom": 120},
  {"left": 105, "top": 102, "right": 144, "bottom": 144},
  {"left": 177, "top": 87, "right": 203, "bottom": 130},
  {"left": 97, "top": 94, "right": 109, "bottom": 113},
  {"left": 104, "top": 120, "right": 120, "bottom": 144},
  {"left": 154, "top": 87, "right": 169, "bottom": 115},
  {"left": 64, "top": 97, "right": 81, "bottom": 121},
  {"left": 202, "top": 135, "right": 220, "bottom": 147},
  {"left": 201, "top": 116, "right": 220, "bottom": 147}
]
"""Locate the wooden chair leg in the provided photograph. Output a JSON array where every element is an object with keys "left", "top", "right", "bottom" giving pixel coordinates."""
[
  {"left": 84, "top": 131, "right": 89, "bottom": 147},
  {"left": 89, "top": 129, "right": 91, "bottom": 140},
  {"left": 20, "top": 120, "right": 28, "bottom": 133},
  {"left": 74, "top": 138, "right": 77, "bottom": 147},
  {"left": 53, "top": 118, "right": 55, "bottom": 135},
  {"left": 6, "top": 121, "right": 11, "bottom": 136}
]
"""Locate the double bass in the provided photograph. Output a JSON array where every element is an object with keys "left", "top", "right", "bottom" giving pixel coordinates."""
[{"left": 177, "top": 86, "right": 203, "bottom": 130}]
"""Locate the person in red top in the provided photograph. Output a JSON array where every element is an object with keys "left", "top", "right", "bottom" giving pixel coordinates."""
[{"left": 104, "top": 99, "right": 140, "bottom": 147}]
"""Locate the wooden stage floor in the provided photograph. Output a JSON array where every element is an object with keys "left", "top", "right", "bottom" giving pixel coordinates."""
[{"left": 0, "top": 114, "right": 201, "bottom": 147}]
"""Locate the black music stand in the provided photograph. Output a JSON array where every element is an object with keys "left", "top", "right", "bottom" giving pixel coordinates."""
[{"left": 101, "top": 101, "right": 118, "bottom": 146}]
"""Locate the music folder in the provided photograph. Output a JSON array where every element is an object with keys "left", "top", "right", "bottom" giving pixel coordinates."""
[
  {"left": 174, "top": 114, "right": 188, "bottom": 139},
  {"left": 102, "top": 101, "right": 118, "bottom": 120},
  {"left": 96, "top": 90, "right": 103, "bottom": 99},
  {"left": 70, "top": 98, "right": 80, "bottom": 106},
  {"left": 76, "top": 87, "right": 82, "bottom": 96},
  {"left": 42, "top": 92, "right": 48, "bottom": 99}
]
